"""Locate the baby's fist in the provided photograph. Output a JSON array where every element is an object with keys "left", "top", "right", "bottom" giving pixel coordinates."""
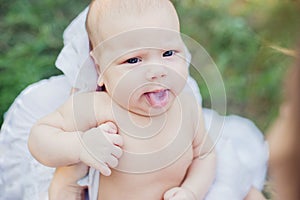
[
  {"left": 79, "top": 122, "right": 123, "bottom": 176},
  {"left": 164, "top": 187, "right": 196, "bottom": 200}
]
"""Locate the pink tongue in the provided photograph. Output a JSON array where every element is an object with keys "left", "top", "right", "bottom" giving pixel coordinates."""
[{"left": 146, "top": 90, "right": 169, "bottom": 108}]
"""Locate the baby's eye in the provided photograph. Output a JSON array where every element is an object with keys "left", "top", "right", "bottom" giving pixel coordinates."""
[
  {"left": 163, "top": 50, "right": 175, "bottom": 57},
  {"left": 125, "top": 57, "right": 141, "bottom": 64}
]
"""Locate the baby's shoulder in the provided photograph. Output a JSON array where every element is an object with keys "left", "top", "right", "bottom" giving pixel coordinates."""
[
  {"left": 69, "top": 91, "right": 111, "bottom": 105},
  {"left": 178, "top": 90, "right": 200, "bottom": 111},
  {"left": 174, "top": 91, "right": 201, "bottom": 127},
  {"left": 73, "top": 91, "right": 109, "bottom": 98},
  {"left": 62, "top": 91, "right": 111, "bottom": 116}
]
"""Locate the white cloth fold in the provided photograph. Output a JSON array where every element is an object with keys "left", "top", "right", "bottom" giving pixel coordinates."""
[
  {"left": 0, "top": 76, "right": 71, "bottom": 200},
  {"left": 55, "top": 7, "right": 98, "bottom": 92}
]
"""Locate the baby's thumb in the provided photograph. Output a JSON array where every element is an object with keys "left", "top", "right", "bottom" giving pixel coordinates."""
[{"left": 97, "top": 163, "right": 111, "bottom": 176}]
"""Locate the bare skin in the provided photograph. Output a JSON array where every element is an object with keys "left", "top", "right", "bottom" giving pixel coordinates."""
[
  {"left": 30, "top": 1, "right": 266, "bottom": 199},
  {"left": 31, "top": 89, "right": 216, "bottom": 199},
  {"left": 94, "top": 91, "right": 215, "bottom": 200}
]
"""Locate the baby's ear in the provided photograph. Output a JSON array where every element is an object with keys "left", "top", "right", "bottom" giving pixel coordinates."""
[
  {"left": 90, "top": 50, "right": 96, "bottom": 63},
  {"left": 97, "top": 75, "right": 104, "bottom": 87},
  {"left": 90, "top": 51, "right": 101, "bottom": 75}
]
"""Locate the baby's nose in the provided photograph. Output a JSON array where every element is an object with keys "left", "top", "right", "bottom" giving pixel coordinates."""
[{"left": 146, "top": 67, "right": 168, "bottom": 81}]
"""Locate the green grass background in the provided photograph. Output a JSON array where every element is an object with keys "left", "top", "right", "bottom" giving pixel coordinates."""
[{"left": 1, "top": 0, "right": 300, "bottom": 133}]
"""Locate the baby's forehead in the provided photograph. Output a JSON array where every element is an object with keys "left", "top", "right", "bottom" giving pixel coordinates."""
[
  {"left": 94, "top": 28, "right": 184, "bottom": 53},
  {"left": 87, "top": 0, "right": 180, "bottom": 47},
  {"left": 91, "top": 28, "right": 185, "bottom": 66}
]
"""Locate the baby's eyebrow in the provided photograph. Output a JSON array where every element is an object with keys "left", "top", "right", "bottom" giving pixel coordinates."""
[
  {"left": 111, "top": 50, "right": 145, "bottom": 63},
  {"left": 164, "top": 40, "right": 185, "bottom": 49}
]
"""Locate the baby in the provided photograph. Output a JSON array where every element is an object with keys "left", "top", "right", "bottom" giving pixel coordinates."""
[{"left": 29, "top": 0, "right": 216, "bottom": 199}]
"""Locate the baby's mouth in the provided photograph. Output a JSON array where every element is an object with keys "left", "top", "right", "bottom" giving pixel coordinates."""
[{"left": 144, "top": 89, "right": 170, "bottom": 108}]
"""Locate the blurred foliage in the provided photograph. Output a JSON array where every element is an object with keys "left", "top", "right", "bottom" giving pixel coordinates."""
[
  {"left": 1, "top": 0, "right": 300, "bottom": 132},
  {"left": 174, "top": 0, "right": 300, "bottom": 130},
  {"left": 0, "top": 0, "right": 89, "bottom": 125}
]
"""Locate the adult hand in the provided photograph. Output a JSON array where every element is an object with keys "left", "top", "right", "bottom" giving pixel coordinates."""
[{"left": 48, "top": 162, "right": 88, "bottom": 200}]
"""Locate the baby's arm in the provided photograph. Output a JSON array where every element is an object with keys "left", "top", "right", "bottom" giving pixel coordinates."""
[
  {"left": 28, "top": 92, "right": 123, "bottom": 175},
  {"left": 180, "top": 131, "right": 216, "bottom": 199},
  {"left": 164, "top": 105, "right": 216, "bottom": 200}
]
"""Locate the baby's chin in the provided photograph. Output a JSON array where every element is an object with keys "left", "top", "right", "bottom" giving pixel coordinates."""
[
  {"left": 118, "top": 104, "right": 169, "bottom": 117},
  {"left": 131, "top": 94, "right": 175, "bottom": 117}
]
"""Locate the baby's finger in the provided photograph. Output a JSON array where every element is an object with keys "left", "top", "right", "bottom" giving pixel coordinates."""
[
  {"left": 100, "top": 121, "right": 117, "bottom": 133},
  {"left": 169, "top": 196, "right": 185, "bottom": 200},
  {"left": 170, "top": 192, "right": 188, "bottom": 199},
  {"left": 107, "top": 134, "right": 123, "bottom": 146},
  {"left": 83, "top": 156, "right": 111, "bottom": 176},
  {"left": 106, "top": 121, "right": 118, "bottom": 131},
  {"left": 163, "top": 187, "right": 180, "bottom": 199},
  {"left": 106, "top": 155, "right": 119, "bottom": 168},
  {"left": 95, "top": 162, "right": 111, "bottom": 176},
  {"left": 111, "top": 145, "right": 123, "bottom": 158}
]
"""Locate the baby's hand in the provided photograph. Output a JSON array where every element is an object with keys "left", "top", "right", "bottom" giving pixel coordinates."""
[
  {"left": 164, "top": 187, "right": 196, "bottom": 200},
  {"left": 79, "top": 122, "right": 123, "bottom": 176}
]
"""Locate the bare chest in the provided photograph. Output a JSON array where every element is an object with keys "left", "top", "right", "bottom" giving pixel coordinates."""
[
  {"left": 97, "top": 102, "right": 196, "bottom": 199},
  {"left": 113, "top": 100, "right": 195, "bottom": 173}
]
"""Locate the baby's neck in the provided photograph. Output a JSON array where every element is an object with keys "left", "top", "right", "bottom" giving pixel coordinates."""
[{"left": 110, "top": 99, "right": 174, "bottom": 139}]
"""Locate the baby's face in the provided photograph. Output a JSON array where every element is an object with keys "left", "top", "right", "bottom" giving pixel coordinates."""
[{"left": 91, "top": 6, "right": 188, "bottom": 116}]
